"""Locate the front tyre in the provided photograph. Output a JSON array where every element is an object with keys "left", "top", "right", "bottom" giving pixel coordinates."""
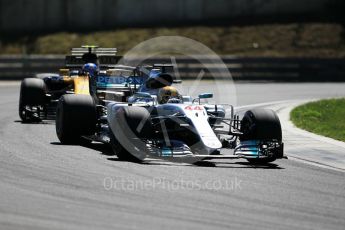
[
  {"left": 109, "top": 106, "right": 152, "bottom": 162},
  {"left": 19, "top": 78, "right": 47, "bottom": 122},
  {"left": 240, "top": 108, "right": 282, "bottom": 164}
]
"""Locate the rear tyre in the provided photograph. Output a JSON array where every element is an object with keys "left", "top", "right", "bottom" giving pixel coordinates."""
[
  {"left": 56, "top": 94, "right": 97, "bottom": 144},
  {"left": 19, "top": 78, "right": 47, "bottom": 122},
  {"left": 240, "top": 108, "right": 282, "bottom": 164},
  {"left": 110, "top": 106, "right": 152, "bottom": 162}
]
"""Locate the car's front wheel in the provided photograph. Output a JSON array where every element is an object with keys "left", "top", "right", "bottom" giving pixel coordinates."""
[
  {"left": 240, "top": 108, "right": 282, "bottom": 164},
  {"left": 19, "top": 78, "right": 47, "bottom": 122},
  {"left": 109, "top": 106, "right": 152, "bottom": 162}
]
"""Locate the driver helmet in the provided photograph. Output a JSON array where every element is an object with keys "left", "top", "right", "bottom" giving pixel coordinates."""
[
  {"left": 82, "top": 63, "right": 99, "bottom": 77},
  {"left": 158, "top": 86, "right": 181, "bottom": 104}
]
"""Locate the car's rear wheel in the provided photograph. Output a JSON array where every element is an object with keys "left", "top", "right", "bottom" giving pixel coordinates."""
[
  {"left": 56, "top": 94, "right": 97, "bottom": 144},
  {"left": 19, "top": 78, "right": 47, "bottom": 122},
  {"left": 110, "top": 106, "right": 152, "bottom": 162},
  {"left": 240, "top": 108, "right": 282, "bottom": 164}
]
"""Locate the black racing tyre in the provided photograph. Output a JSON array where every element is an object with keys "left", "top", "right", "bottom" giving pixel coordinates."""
[
  {"left": 19, "top": 78, "right": 47, "bottom": 122},
  {"left": 240, "top": 108, "right": 282, "bottom": 164},
  {"left": 120, "top": 106, "right": 153, "bottom": 139},
  {"left": 56, "top": 94, "right": 97, "bottom": 144},
  {"left": 110, "top": 106, "right": 153, "bottom": 162},
  {"left": 240, "top": 108, "right": 282, "bottom": 141},
  {"left": 110, "top": 132, "right": 143, "bottom": 163}
]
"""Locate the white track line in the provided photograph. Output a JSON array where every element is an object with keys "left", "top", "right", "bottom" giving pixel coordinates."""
[{"left": 0, "top": 81, "right": 21, "bottom": 87}]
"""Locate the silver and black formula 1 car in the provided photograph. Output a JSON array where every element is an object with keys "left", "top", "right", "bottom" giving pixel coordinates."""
[{"left": 55, "top": 63, "right": 283, "bottom": 164}]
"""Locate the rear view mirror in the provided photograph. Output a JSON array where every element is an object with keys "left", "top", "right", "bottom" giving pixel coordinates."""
[
  {"left": 173, "top": 79, "right": 182, "bottom": 84},
  {"left": 198, "top": 93, "right": 213, "bottom": 99}
]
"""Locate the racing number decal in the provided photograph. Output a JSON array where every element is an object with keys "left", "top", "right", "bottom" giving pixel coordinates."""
[{"left": 185, "top": 105, "right": 204, "bottom": 111}]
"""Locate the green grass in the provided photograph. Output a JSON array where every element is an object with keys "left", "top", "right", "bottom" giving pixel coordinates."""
[
  {"left": 1, "top": 23, "right": 345, "bottom": 57},
  {"left": 291, "top": 98, "right": 345, "bottom": 142}
]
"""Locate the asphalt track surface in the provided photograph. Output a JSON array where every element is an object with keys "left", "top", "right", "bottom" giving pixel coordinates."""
[{"left": 0, "top": 81, "right": 345, "bottom": 230}]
